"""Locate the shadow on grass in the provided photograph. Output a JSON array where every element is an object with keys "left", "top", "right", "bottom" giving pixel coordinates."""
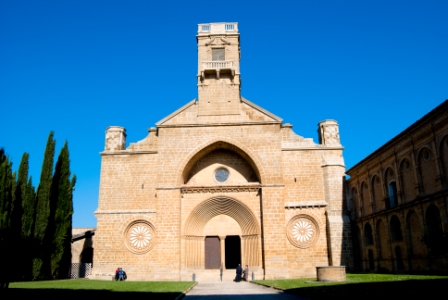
[
  {"left": 284, "top": 278, "right": 448, "bottom": 300},
  {"left": 3, "top": 289, "right": 182, "bottom": 300}
]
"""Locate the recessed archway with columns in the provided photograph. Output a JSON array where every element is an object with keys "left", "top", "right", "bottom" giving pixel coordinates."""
[{"left": 183, "top": 196, "right": 261, "bottom": 269}]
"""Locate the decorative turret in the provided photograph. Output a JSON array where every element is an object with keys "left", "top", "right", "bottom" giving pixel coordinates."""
[
  {"left": 318, "top": 120, "right": 341, "bottom": 146},
  {"left": 105, "top": 126, "right": 126, "bottom": 151},
  {"left": 196, "top": 22, "right": 241, "bottom": 116}
]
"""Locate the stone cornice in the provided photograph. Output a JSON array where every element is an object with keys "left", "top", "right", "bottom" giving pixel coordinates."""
[
  {"left": 155, "top": 186, "right": 180, "bottom": 190},
  {"left": 100, "top": 150, "right": 157, "bottom": 156},
  {"left": 156, "top": 183, "right": 284, "bottom": 191},
  {"left": 351, "top": 189, "right": 448, "bottom": 222},
  {"left": 95, "top": 209, "right": 156, "bottom": 215},
  {"left": 259, "top": 184, "right": 285, "bottom": 188},
  {"left": 181, "top": 184, "right": 260, "bottom": 194},
  {"left": 321, "top": 163, "right": 346, "bottom": 168},
  {"left": 285, "top": 201, "right": 328, "bottom": 208},
  {"left": 157, "top": 121, "right": 282, "bottom": 128},
  {"left": 282, "top": 146, "right": 344, "bottom": 151}
]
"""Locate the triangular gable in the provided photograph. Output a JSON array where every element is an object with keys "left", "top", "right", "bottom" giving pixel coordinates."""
[
  {"left": 156, "top": 99, "right": 197, "bottom": 126},
  {"left": 156, "top": 97, "right": 283, "bottom": 126},
  {"left": 241, "top": 97, "right": 283, "bottom": 123}
]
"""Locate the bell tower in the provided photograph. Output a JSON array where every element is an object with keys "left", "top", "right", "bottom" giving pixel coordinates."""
[{"left": 197, "top": 22, "right": 241, "bottom": 116}]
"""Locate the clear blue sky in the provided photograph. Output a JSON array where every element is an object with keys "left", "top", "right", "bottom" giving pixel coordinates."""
[{"left": 1, "top": 1, "right": 447, "bottom": 228}]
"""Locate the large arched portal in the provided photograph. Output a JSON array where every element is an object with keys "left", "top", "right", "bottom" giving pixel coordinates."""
[
  {"left": 180, "top": 140, "right": 262, "bottom": 185},
  {"left": 184, "top": 197, "right": 261, "bottom": 269}
]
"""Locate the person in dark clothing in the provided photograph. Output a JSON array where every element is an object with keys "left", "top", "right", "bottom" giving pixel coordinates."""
[
  {"left": 235, "top": 264, "right": 243, "bottom": 282},
  {"left": 118, "top": 268, "right": 125, "bottom": 281}
]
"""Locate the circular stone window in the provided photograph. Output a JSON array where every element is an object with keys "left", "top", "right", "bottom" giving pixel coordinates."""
[
  {"left": 287, "top": 215, "right": 320, "bottom": 249},
  {"left": 124, "top": 220, "right": 155, "bottom": 254},
  {"left": 214, "top": 167, "right": 229, "bottom": 183}
]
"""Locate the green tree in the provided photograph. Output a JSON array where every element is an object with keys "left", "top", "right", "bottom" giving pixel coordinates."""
[
  {"left": 0, "top": 148, "right": 14, "bottom": 287},
  {"left": 33, "top": 132, "right": 56, "bottom": 279},
  {"left": 14, "top": 153, "right": 36, "bottom": 280},
  {"left": 22, "top": 176, "right": 36, "bottom": 239},
  {"left": 0, "top": 148, "right": 13, "bottom": 230},
  {"left": 50, "top": 141, "right": 76, "bottom": 278}
]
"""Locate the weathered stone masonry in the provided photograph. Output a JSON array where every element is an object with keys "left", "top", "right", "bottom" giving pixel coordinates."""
[{"left": 92, "top": 22, "right": 351, "bottom": 281}]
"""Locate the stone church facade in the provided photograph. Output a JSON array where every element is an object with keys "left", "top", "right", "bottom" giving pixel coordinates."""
[{"left": 92, "top": 22, "right": 351, "bottom": 281}]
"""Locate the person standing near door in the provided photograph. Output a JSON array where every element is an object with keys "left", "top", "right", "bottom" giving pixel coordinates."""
[
  {"left": 242, "top": 265, "right": 249, "bottom": 281},
  {"left": 235, "top": 264, "right": 243, "bottom": 282}
]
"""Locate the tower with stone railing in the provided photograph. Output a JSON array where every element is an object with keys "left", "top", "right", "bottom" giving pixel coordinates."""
[
  {"left": 197, "top": 22, "right": 241, "bottom": 116},
  {"left": 92, "top": 22, "right": 352, "bottom": 281}
]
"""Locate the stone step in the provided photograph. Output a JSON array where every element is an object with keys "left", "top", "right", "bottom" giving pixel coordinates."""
[{"left": 185, "top": 269, "right": 263, "bottom": 282}]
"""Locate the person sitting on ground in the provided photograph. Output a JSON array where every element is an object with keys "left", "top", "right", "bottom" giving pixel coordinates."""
[
  {"left": 118, "top": 268, "right": 124, "bottom": 281},
  {"left": 115, "top": 267, "right": 119, "bottom": 281}
]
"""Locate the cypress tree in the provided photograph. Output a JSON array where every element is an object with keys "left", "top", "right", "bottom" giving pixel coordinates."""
[
  {"left": 23, "top": 175, "right": 36, "bottom": 280},
  {"left": 33, "top": 132, "right": 56, "bottom": 279},
  {"left": 50, "top": 141, "right": 76, "bottom": 278},
  {"left": 14, "top": 153, "right": 36, "bottom": 280},
  {"left": 0, "top": 148, "right": 14, "bottom": 286},
  {"left": 0, "top": 148, "right": 13, "bottom": 230},
  {"left": 9, "top": 154, "right": 29, "bottom": 281},
  {"left": 22, "top": 176, "right": 36, "bottom": 239}
]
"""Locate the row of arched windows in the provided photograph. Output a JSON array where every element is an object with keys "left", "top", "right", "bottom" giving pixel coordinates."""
[
  {"left": 359, "top": 204, "right": 444, "bottom": 268},
  {"left": 363, "top": 215, "right": 403, "bottom": 246},
  {"left": 349, "top": 135, "right": 448, "bottom": 218}
]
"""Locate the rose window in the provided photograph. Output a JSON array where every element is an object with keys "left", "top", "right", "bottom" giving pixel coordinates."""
[
  {"left": 287, "top": 215, "right": 319, "bottom": 248},
  {"left": 124, "top": 221, "right": 155, "bottom": 254},
  {"left": 292, "top": 220, "right": 313, "bottom": 242},
  {"left": 129, "top": 225, "right": 152, "bottom": 248}
]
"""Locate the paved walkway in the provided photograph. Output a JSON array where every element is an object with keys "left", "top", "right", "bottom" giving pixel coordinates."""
[{"left": 183, "top": 281, "right": 307, "bottom": 300}]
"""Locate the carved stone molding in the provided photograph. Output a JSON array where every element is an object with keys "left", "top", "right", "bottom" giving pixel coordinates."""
[
  {"left": 124, "top": 220, "right": 156, "bottom": 254},
  {"left": 285, "top": 201, "right": 327, "bottom": 209},
  {"left": 286, "top": 214, "right": 320, "bottom": 249},
  {"left": 181, "top": 185, "right": 259, "bottom": 194}
]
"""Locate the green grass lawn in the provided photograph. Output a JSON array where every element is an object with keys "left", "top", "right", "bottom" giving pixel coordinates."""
[
  {"left": 254, "top": 273, "right": 448, "bottom": 299},
  {"left": 7, "top": 279, "right": 195, "bottom": 300}
]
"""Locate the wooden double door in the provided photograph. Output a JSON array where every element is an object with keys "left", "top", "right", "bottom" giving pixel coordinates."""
[{"left": 204, "top": 236, "right": 241, "bottom": 269}]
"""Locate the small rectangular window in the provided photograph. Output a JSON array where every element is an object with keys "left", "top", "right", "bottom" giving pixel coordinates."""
[
  {"left": 225, "top": 24, "right": 234, "bottom": 31},
  {"left": 212, "top": 48, "right": 225, "bottom": 61},
  {"left": 202, "top": 25, "right": 210, "bottom": 31}
]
